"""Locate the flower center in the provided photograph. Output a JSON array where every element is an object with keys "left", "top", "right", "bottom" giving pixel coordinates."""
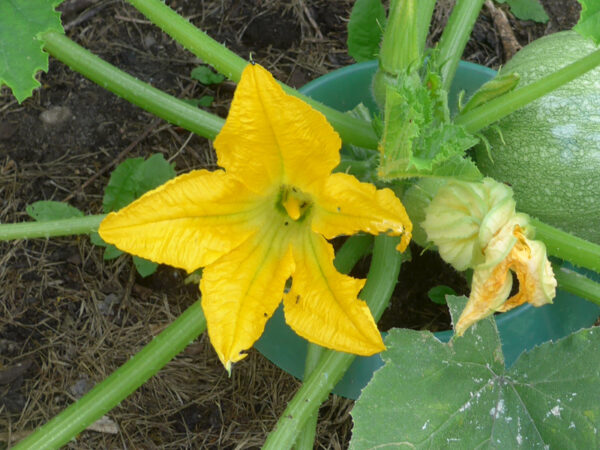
[{"left": 280, "top": 185, "right": 312, "bottom": 221}]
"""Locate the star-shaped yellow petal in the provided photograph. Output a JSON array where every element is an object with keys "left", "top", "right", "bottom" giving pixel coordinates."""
[
  {"left": 99, "top": 170, "right": 264, "bottom": 272},
  {"left": 283, "top": 229, "right": 384, "bottom": 356},
  {"left": 99, "top": 63, "right": 412, "bottom": 370},
  {"left": 201, "top": 227, "right": 295, "bottom": 372},
  {"left": 214, "top": 63, "right": 341, "bottom": 193},
  {"left": 312, "top": 172, "right": 412, "bottom": 252}
]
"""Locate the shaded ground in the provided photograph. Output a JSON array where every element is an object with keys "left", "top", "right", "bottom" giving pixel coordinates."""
[{"left": 0, "top": 0, "right": 582, "bottom": 448}]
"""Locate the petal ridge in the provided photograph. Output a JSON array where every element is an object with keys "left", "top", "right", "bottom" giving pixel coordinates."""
[
  {"left": 214, "top": 64, "right": 341, "bottom": 192},
  {"left": 312, "top": 172, "right": 412, "bottom": 251},
  {"left": 201, "top": 225, "right": 295, "bottom": 369},
  {"left": 283, "top": 231, "right": 384, "bottom": 356},
  {"left": 99, "top": 169, "right": 264, "bottom": 272}
]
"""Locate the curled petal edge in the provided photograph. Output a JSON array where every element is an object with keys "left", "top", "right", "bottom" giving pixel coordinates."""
[{"left": 455, "top": 224, "right": 557, "bottom": 336}]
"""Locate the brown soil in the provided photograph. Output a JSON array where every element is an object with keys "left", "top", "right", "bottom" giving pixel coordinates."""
[{"left": 0, "top": 0, "right": 581, "bottom": 448}]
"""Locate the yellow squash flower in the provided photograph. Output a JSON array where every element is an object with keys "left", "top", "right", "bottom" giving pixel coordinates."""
[
  {"left": 422, "top": 178, "right": 556, "bottom": 336},
  {"left": 99, "top": 63, "right": 412, "bottom": 371}
]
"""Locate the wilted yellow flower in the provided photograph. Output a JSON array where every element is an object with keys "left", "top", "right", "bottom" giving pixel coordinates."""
[
  {"left": 99, "top": 64, "right": 412, "bottom": 371},
  {"left": 422, "top": 178, "right": 556, "bottom": 335}
]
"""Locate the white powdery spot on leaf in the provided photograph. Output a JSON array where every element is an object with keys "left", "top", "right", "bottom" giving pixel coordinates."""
[
  {"left": 459, "top": 401, "right": 471, "bottom": 412},
  {"left": 546, "top": 405, "right": 562, "bottom": 418},
  {"left": 490, "top": 399, "right": 505, "bottom": 417}
]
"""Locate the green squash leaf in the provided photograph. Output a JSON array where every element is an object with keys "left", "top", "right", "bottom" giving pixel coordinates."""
[
  {"left": 351, "top": 296, "right": 600, "bottom": 449},
  {"left": 429, "top": 154, "right": 482, "bottom": 181},
  {"left": 103, "top": 154, "right": 176, "bottom": 213},
  {"left": 347, "top": 0, "right": 386, "bottom": 62},
  {"left": 0, "top": 0, "right": 64, "bottom": 102},
  {"left": 26, "top": 201, "right": 83, "bottom": 221},
  {"left": 103, "top": 244, "right": 123, "bottom": 260},
  {"left": 378, "top": 69, "right": 480, "bottom": 181},
  {"left": 574, "top": 0, "right": 600, "bottom": 44},
  {"left": 133, "top": 256, "right": 158, "bottom": 277},
  {"left": 132, "top": 153, "right": 176, "bottom": 197},
  {"left": 90, "top": 231, "right": 123, "bottom": 260},
  {"left": 496, "top": 0, "right": 549, "bottom": 23},
  {"left": 197, "top": 95, "right": 215, "bottom": 107},
  {"left": 92, "top": 232, "right": 155, "bottom": 276},
  {"left": 103, "top": 158, "right": 144, "bottom": 213},
  {"left": 428, "top": 285, "right": 456, "bottom": 305},
  {"left": 191, "top": 66, "right": 225, "bottom": 85},
  {"left": 97, "top": 154, "right": 175, "bottom": 275}
]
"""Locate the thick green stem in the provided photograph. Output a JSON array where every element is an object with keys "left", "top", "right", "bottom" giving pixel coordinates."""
[
  {"left": 127, "top": 0, "right": 246, "bottom": 82},
  {"left": 264, "top": 235, "right": 404, "bottom": 449},
  {"left": 295, "top": 235, "right": 373, "bottom": 449},
  {"left": 14, "top": 302, "right": 206, "bottom": 450},
  {"left": 0, "top": 215, "right": 105, "bottom": 241},
  {"left": 553, "top": 264, "right": 600, "bottom": 307},
  {"left": 372, "top": 0, "right": 435, "bottom": 108},
  {"left": 295, "top": 344, "right": 326, "bottom": 450},
  {"left": 415, "top": 1, "right": 437, "bottom": 62},
  {"left": 379, "top": 0, "right": 420, "bottom": 74},
  {"left": 456, "top": 48, "right": 600, "bottom": 133},
  {"left": 437, "top": 0, "right": 486, "bottom": 91},
  {"left": 126, "top": 0, "right": 378, "bottom": 150},
  {"left": 533, "top": 219, "right": 600, "bottom": 273},
  {"left": 333, "top": 235, "right": 374, "bottom": 275},
  {"left": 42, "top": 31, "right": 224, "bottom": 140}
]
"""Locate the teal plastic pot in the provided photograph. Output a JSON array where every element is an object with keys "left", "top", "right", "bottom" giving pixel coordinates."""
[{"left": 255, "top": 60, "right": 600, "bottom": 400}]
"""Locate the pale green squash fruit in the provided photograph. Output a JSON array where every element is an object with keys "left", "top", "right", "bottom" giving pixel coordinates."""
[{"left": 476, "top": 31, "right": 600, "bottom": 244}]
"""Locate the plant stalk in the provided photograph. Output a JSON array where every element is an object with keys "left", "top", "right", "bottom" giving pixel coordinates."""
[
  {"left": 372, "top": 0, "right": 436, "bottom": 108},
  {"left": 533, "top": 219, "right": 600, "bottom": 273},
  {"left": 379, "top": 0, "right": 420, "bottom": 74},
  {"left": 264, "top": 235, "right": 404, "bottom": 449},
  {"left": 295, "top": 235, "right": 373, "bottom": 449},
  {"left": 553, "top": 264, "right": 600, "bottom": 307},
  {"left": 456, "top": 48, "right": 600, "bottom": 133},
  {"left": 126, "top": 0, "right": 378, "bottom": 150},
  {"left": 14, "top": 302, "right": 207, "bottom": 450},
  {"left": 437, "top": 0, "right": 486, "bottom": 91},
  {"left": 42, "top": 31, "right": 225, "bottom": 140},
  {"left": 0, "top": 215, "right": 105, "bottom": 241},
  {"left": 127, "top": 0, "right": 247, "bottom": 82}
]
